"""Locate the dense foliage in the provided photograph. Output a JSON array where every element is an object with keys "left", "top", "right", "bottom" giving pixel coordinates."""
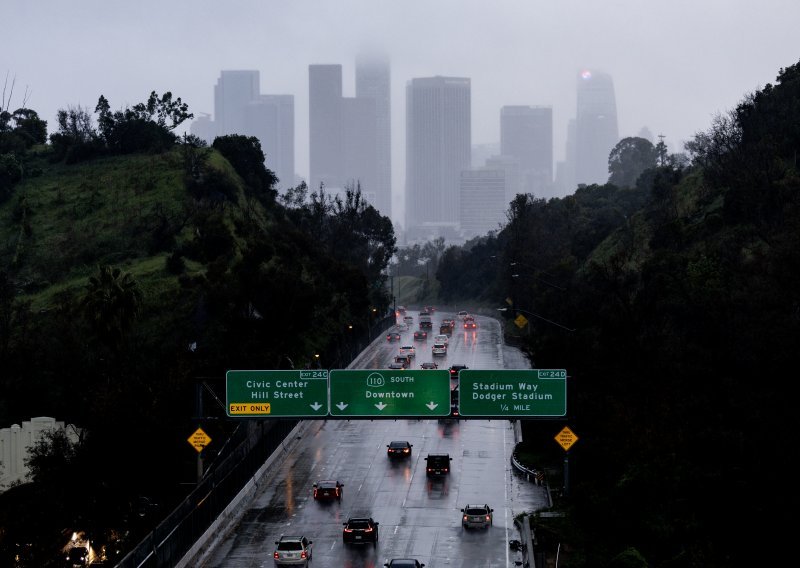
[
  {"left": 438, "top": 60, "right": 800, "bottom": 566},
  {"left": 0, "top": 92, "right": 395, "bottom": 566}
]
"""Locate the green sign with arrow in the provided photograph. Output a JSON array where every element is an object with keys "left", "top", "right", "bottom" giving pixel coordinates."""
[
  {"left": 458, "top": 369, "right": 567, "bottom": 417},
  {"left": 329, "top": 369, "right": 451, "bottom": 417},
  {"left": 225, "top": 370, "right": 329, "bottom": 418}
]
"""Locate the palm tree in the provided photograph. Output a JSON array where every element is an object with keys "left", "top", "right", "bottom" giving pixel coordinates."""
[{"left": 81, "top": 264, "right": 143, "bottom": 348}]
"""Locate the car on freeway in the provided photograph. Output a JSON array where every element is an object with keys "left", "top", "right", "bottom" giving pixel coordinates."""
[
  {"left": 385, "top": 560, "right": 426, "bottom": 568},
  {"left": 439, "top": 323, "right": 453, "bottom": 336},
  {"left": 420, "top": 361, "right": 438, "bottom": 369},
  {"left": 397, "top": 322, "right": 409, "bottom": 332},
  {"left": 449, "top": 364, "right": 468, "bottom": 379},
  {"left": 463, "top": 316, "right": 477, "bottom": 329},
  {"left": 413, "top": 330, "right": 428, "bottom": 341},
  {"left": 387, "top": 440, "right": 413, "bottom": 458},
  {"left": 457, "top": 310, "right": 469, "bottom": 320},
  {"left": 399, "top": 345, "right": 416, "bottom": 359},
  {"left": 388, "top": 361, "right": 406, "bottom": 371},
  {"left": 432, "top": 342, "right": 447, "bottom": 357},
  {"left": 450, "top": 385, "right": 459, "bottom": 417},
  {"left": 273, "top": 535, "right": 313, "bottom": 567},
  {"left": 444, "top": 318, "right": 456, "bottom": 328},
  {"left": 403, "top": 315, "right": 414, "bottom": 325},
  {"left": 396, "top": 305, "right": 407, "bottom": 316},
  {"left": 424, "top": 453, "right": 452, "bottom": 477},
  {"left": 342, "top": 517, "right": 379, "bottom": 547},
  {"left": 312, "top": 479, "right": 343, "bottom": 501},
  {"left": 433, "top": 334, "right": 449, "bottom": 346},
  {"left": 386, "top": 331, "right": 401, "bottom": 342},
  {"left": 419, "top": 314, "right": 433, "bottom": 329},
  {"left": 424, "top": 305, "right": 436, "bottom": 313},
  {"left": 461, "top": 504, "right": 493, "bottom": 529}
]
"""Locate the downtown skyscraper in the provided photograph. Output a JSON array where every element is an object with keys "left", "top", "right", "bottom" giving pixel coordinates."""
[
  {"left": 308, "top": 62, "right": 384, "bottom": 214},
  {"left": 356, "top": 52, "right": 392, "bottom": 218},
  {"left": 405, "top": 76, "right": 471, "bottom": 243},
  {"left": 193, "top": 70, "right": 295, "bottom": 192},
  {"left": 575, "top": 70, "right": 619, "bottom": 186},
  {"left": 500, "top": 105, "right": 553, "bottom": 199},
  {"left": 308, "top": 64, "right": 344, "bottom": 192}
]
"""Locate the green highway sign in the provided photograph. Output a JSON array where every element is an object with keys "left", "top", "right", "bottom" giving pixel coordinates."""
[
  {"left": 226, "top": 370, "right": 329, "bottom": 418},
  {"left": 329, "top": 369, "right": 451, "bottom": 417},
  {"left": 458, "top": 369, "right": 567, "bottom": 417}
]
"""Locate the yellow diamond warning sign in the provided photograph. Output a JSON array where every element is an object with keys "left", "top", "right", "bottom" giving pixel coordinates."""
[
  {"left": 188, "top": 427, "right": 212, "bottom": 453},
  {"left": 555, "top": 426, "right": 578, "bottom": 451},
  {"left": 514, "top": 314, "right": 529, "bottom": 329}
]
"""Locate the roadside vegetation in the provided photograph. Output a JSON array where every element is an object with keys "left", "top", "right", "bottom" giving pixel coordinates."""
[{"left": 2, "top": 58, "right": 798, "bottom": 566}]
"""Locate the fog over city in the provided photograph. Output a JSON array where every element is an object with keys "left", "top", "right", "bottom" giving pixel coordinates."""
[{"left": 4, "top": 0, "right": 799, "bottom": 228}]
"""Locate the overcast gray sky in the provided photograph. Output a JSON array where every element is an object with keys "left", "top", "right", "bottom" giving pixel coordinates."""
[{"left": 4, "top": 0, "right": 799, "bottom": 220}]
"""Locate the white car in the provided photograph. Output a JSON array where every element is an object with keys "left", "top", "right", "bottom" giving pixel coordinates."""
[
  {"left": 433, "top": 334, "right": 449, "bottom": 346},
  {"left": 397, "top": 322, "right": 409, "bottom": 332},
  {"left": 399, "top": 345, "right": 416, "bottom": 359},
  {"left": 432, "top": 342, "right": 447, "bottom": 356},
  {"left": 457, "top": 310, "right": 469, "bottom": 320}
]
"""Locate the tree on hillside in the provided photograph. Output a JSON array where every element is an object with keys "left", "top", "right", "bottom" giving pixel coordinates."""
[
  {"left": 80, "top": 265, "right": 143, "bottom": 349},
  {"left": 212, "top": 134, "right": 278, "bottom": 203},
  {"left": 608, "top": 137, "right": 657, "bottom": 188}
]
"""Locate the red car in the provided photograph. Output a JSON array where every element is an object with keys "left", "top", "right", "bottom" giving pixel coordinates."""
[
  {"left": 313, "top": 480, "right": 343, "bottom": 501},
  {"left": 463, "top": 318, "right": 477, "bottom": 329}
]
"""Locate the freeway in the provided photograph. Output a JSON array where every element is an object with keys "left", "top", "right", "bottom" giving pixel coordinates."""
[{"left": 184, "top": 310, "right": 548, "bottom": 568}]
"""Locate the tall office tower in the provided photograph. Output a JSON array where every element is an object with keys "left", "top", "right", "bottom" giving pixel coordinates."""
[
  {"left": 460, "top": 168, "right": 507, "bottom": 239},
  {"left": 214, "top": 70, "right": 260, "bottom": 136},
  {"left": 356, "top": 52, "right": 392, "bottom": 218},
  {"left": 500, "top": 106, "right": 553, "bottom": 198},
  {"left": 554, "top": 118, "right": 577, "bottom": 196},
  {"left": 485, "top": 154, "right": 522, "bottom": 205},
  {"left": 189, "top": 113, "right": 216, "bottom": 145},
  {"left": 309, "top": 64, "right": 344, "bottom": 192},
  {"left": 342, "top": 96, "right": 378, "bottom": 205},
  {"left": 405, "top": 76, "right": 471, "bottom": 242},
  {"left": 244, "top": 95, "right": 295, "bottom": 191},
  {"left": 575, "top": 69, "right": 619, "bottom": 186}
]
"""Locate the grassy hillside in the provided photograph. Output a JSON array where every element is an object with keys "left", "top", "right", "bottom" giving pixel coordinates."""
[{"left": 1, "top": 149, "right": 237, "bottom": 309}]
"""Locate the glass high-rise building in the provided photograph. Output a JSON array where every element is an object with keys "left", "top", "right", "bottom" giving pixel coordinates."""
[
  {"left": 500, "top": 105, "right": 553, "bottom": 198},
  {"left": 575, "top": 70, "right": 619, "bottom": 186},
  {"left": 244, "top": 95, "right": 295, "bottom": 192},
  {"left": 214, "top": 70, "right": 260, "bottom": 136},
  {"left": 405, "top": 76, "right": 471, "bottom": 242},
  {"left": 309, "top": 64, "right": 344, "bottom": 192},
  {"left": 356, "top": 52, "right": 392, "bottom": 219}
]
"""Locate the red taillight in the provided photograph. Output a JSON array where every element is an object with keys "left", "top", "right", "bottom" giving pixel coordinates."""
[
  {"left": 313, "top": 489, "right": 318, "bottom": 497},
  {"left": 403, "top": 448, "right": 409, "bottom": 453},
  {"left": 344, "top": 528, "right": 353, "bottom": 533},
  {"left": 301, "top": 551, "right": 307, "bottom": 559},
  {"left": 364, "top": 526, "right": 373, "bottom": 533},
  {"left": 486, "top": 515, "right": 491, "bottom": 521},
  {"left": 463, "top": 515, "right": 468, "bottom": 521},
  {"left": 274, "top": 552, "right": 279, "bottom": 559}
]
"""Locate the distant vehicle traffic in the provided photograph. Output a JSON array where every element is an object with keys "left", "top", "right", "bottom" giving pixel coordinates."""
[
  {"left": 273, "top": 535, "right": 313, "bottom": 566},
  {"left": 420, "top": 361, "right": 438, "bottom": 369},
  {"left": 449, "top": 364, "right": 468, "bottom": 379},
  {"left": 387, "top": 440, "right": 413, "bottom": 458},
  {"left": 399, "top": 345, "right": 416, "bottom": 359},
  {"left": 461, "top": 504, "right": 493, "bottom": 529},
  {"left": 312, "top": 480, "right": 343, "bottom": 501},
  {"left": 424, "top": 453, "right": 452, "bottom": 477},
  {"left": 342, "top": 517, "right": 379, "bottom": 547}
]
